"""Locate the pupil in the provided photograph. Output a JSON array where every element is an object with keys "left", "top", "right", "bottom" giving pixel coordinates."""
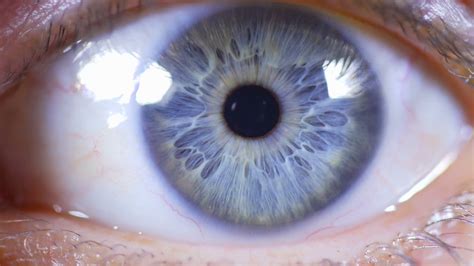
[{"left": 223, "top": 85, "right": 280, "bottom": 138}]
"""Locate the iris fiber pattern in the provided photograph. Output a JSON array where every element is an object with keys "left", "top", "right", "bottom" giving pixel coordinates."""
[{"left": 142, "top": 6, "right": 383, "bottom": 226}]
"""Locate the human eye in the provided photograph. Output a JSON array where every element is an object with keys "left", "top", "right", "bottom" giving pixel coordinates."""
[{"left": 0, "top": 0, "right": 473, "bottom": 265}]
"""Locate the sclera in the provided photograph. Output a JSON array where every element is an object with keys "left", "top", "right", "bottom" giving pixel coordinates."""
[{"left": 0, "top": 3, "right": 468, "bottom": 245}]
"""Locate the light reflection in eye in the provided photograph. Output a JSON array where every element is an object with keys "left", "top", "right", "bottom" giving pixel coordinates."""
[
  {"left": 324, "top": 59, "right": 363, "bottom": 99},
  {"left": 77, "top": 49, "right": 139, "bottom": 103},
  {"left": 135, "top": 63, "right": 173, "bottom": 105},
  {"left": 68, "top": 210, "right": 90, "bottom": 219},
  {"left": 107, "top": 112, "right": 128, "bottom": 129},
  {"left": 0, "top": 0, "right": 471, "bottom": 256},
  {"left": 396, "top": 149, "right": 463, "bottom": 204}
]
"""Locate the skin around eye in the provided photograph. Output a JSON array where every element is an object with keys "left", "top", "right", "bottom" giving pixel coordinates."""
[
  {"left": 0, "top": 0, "right": 472, "bottom": 264},
  {"left": 0, "top": 1, "right": 470, "bottom": 247},
  {"left": 0, "top": 142, "right": 472, "bottom": 264}
]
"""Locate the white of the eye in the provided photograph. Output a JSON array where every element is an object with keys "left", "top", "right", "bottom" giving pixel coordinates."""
[{"left": 0, "top": 4, "right": 469, "bottom": 246}]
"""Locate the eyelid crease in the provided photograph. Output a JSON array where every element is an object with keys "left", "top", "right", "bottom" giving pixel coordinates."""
[
  {"left": 0, "top": 192, "right": 473, "bottom": 265},
  {"left": 0, "top": 0, "right": 473, "bottom": 94}
]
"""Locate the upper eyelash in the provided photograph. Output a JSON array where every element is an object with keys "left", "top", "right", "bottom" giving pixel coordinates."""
[
  {"left": 0, "top": 0, "right": 135, "bottom": 92},
  {"left": 0, "top": 0, "right": 473, "bottom": 93},
  {"left": 356, "top": 0, "right": 474, "bottom": 86},
  {"left": 0, "top": 1, "right": 472, "bottom": 264}
]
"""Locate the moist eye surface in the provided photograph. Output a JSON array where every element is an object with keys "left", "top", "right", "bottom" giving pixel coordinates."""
[
  {"left": 141, "top": 5, "right": 384, "bottom": 227},
  {"left": 223, "top": 84, "right": 281, "bottom": 138}
]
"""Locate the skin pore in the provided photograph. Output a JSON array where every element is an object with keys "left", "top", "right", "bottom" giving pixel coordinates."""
[{"left": 0, "top": 0, "right": 473, "bottom": 264}]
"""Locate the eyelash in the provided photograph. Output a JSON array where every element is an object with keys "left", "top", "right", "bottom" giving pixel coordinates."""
[
  {"left": 0, "top": 0, "right": 138, "bottom": 91},
  {"left": 1, "top": 0, "right": 473, "bottom": 94},
  {"left": 313, "top": 0, "right": 474, "bottom": 86},
  {"left": 0, "top": 1, "right": 472, "bottom": 264},
  {"left": 1, "top": 191, "right": 472, "bottom": 264}
]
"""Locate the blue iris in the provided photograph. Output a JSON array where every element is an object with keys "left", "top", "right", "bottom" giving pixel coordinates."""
[{"left": 141, "top": 5, "right": 383, "bottom": 227}]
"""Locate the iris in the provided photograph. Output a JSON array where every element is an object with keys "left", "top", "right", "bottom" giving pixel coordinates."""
[{"left": 141, "top": 5, "right": 383, "bottom": 227}]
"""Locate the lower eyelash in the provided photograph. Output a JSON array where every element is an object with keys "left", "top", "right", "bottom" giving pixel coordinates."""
[
  {"left": 338, "top": 191, "right": 474, "bottom": 265},
  {"left": 0, "top": 191, "right": 472, "bottom": 264}
]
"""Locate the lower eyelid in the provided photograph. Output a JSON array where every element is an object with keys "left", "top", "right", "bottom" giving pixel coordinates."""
[
  {"left": 0, "top": 193, "right": 472, "bottom": 265},
  {"left": 0, "top": 138, "right": 472, "bottom": 265},
  {"left": 1, "top": 2, "right": 473, "bottom": 264}
]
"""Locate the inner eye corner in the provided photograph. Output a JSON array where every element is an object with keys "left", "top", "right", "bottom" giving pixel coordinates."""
[{"left": 0, "top": 1, "right": 470, "bottom": 251}]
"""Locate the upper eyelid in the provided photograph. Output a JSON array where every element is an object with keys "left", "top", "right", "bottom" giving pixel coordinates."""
[
  {"left": 0, "top": 0, "right": 472, "bottom": 92},
  {"left": 328, "top": 0, "right": 474, "bottom": 86},
  {"left": 0, "top": 0, "right": 133, "bottom": 92}
]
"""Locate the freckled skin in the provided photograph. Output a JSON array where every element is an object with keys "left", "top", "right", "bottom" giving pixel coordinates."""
[{"left": 0, "top": 0, "right": 473, "bottom": 264}]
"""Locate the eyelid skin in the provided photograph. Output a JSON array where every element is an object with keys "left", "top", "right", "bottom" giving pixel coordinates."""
[
  {"left": 0, "top": 0, "right": 138, "bottom": 92},
  {"left": 0, "top": 0, "right": 473, "bottom": 265},
  {"left": 314, "top": 0, "right": 474, "bottom": 86},
  {"left": 0, "top": 142, "right": 472, "bottom": 265},
  {"left": 0, "top": 0, "right": 472, "bottom": 93}
]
